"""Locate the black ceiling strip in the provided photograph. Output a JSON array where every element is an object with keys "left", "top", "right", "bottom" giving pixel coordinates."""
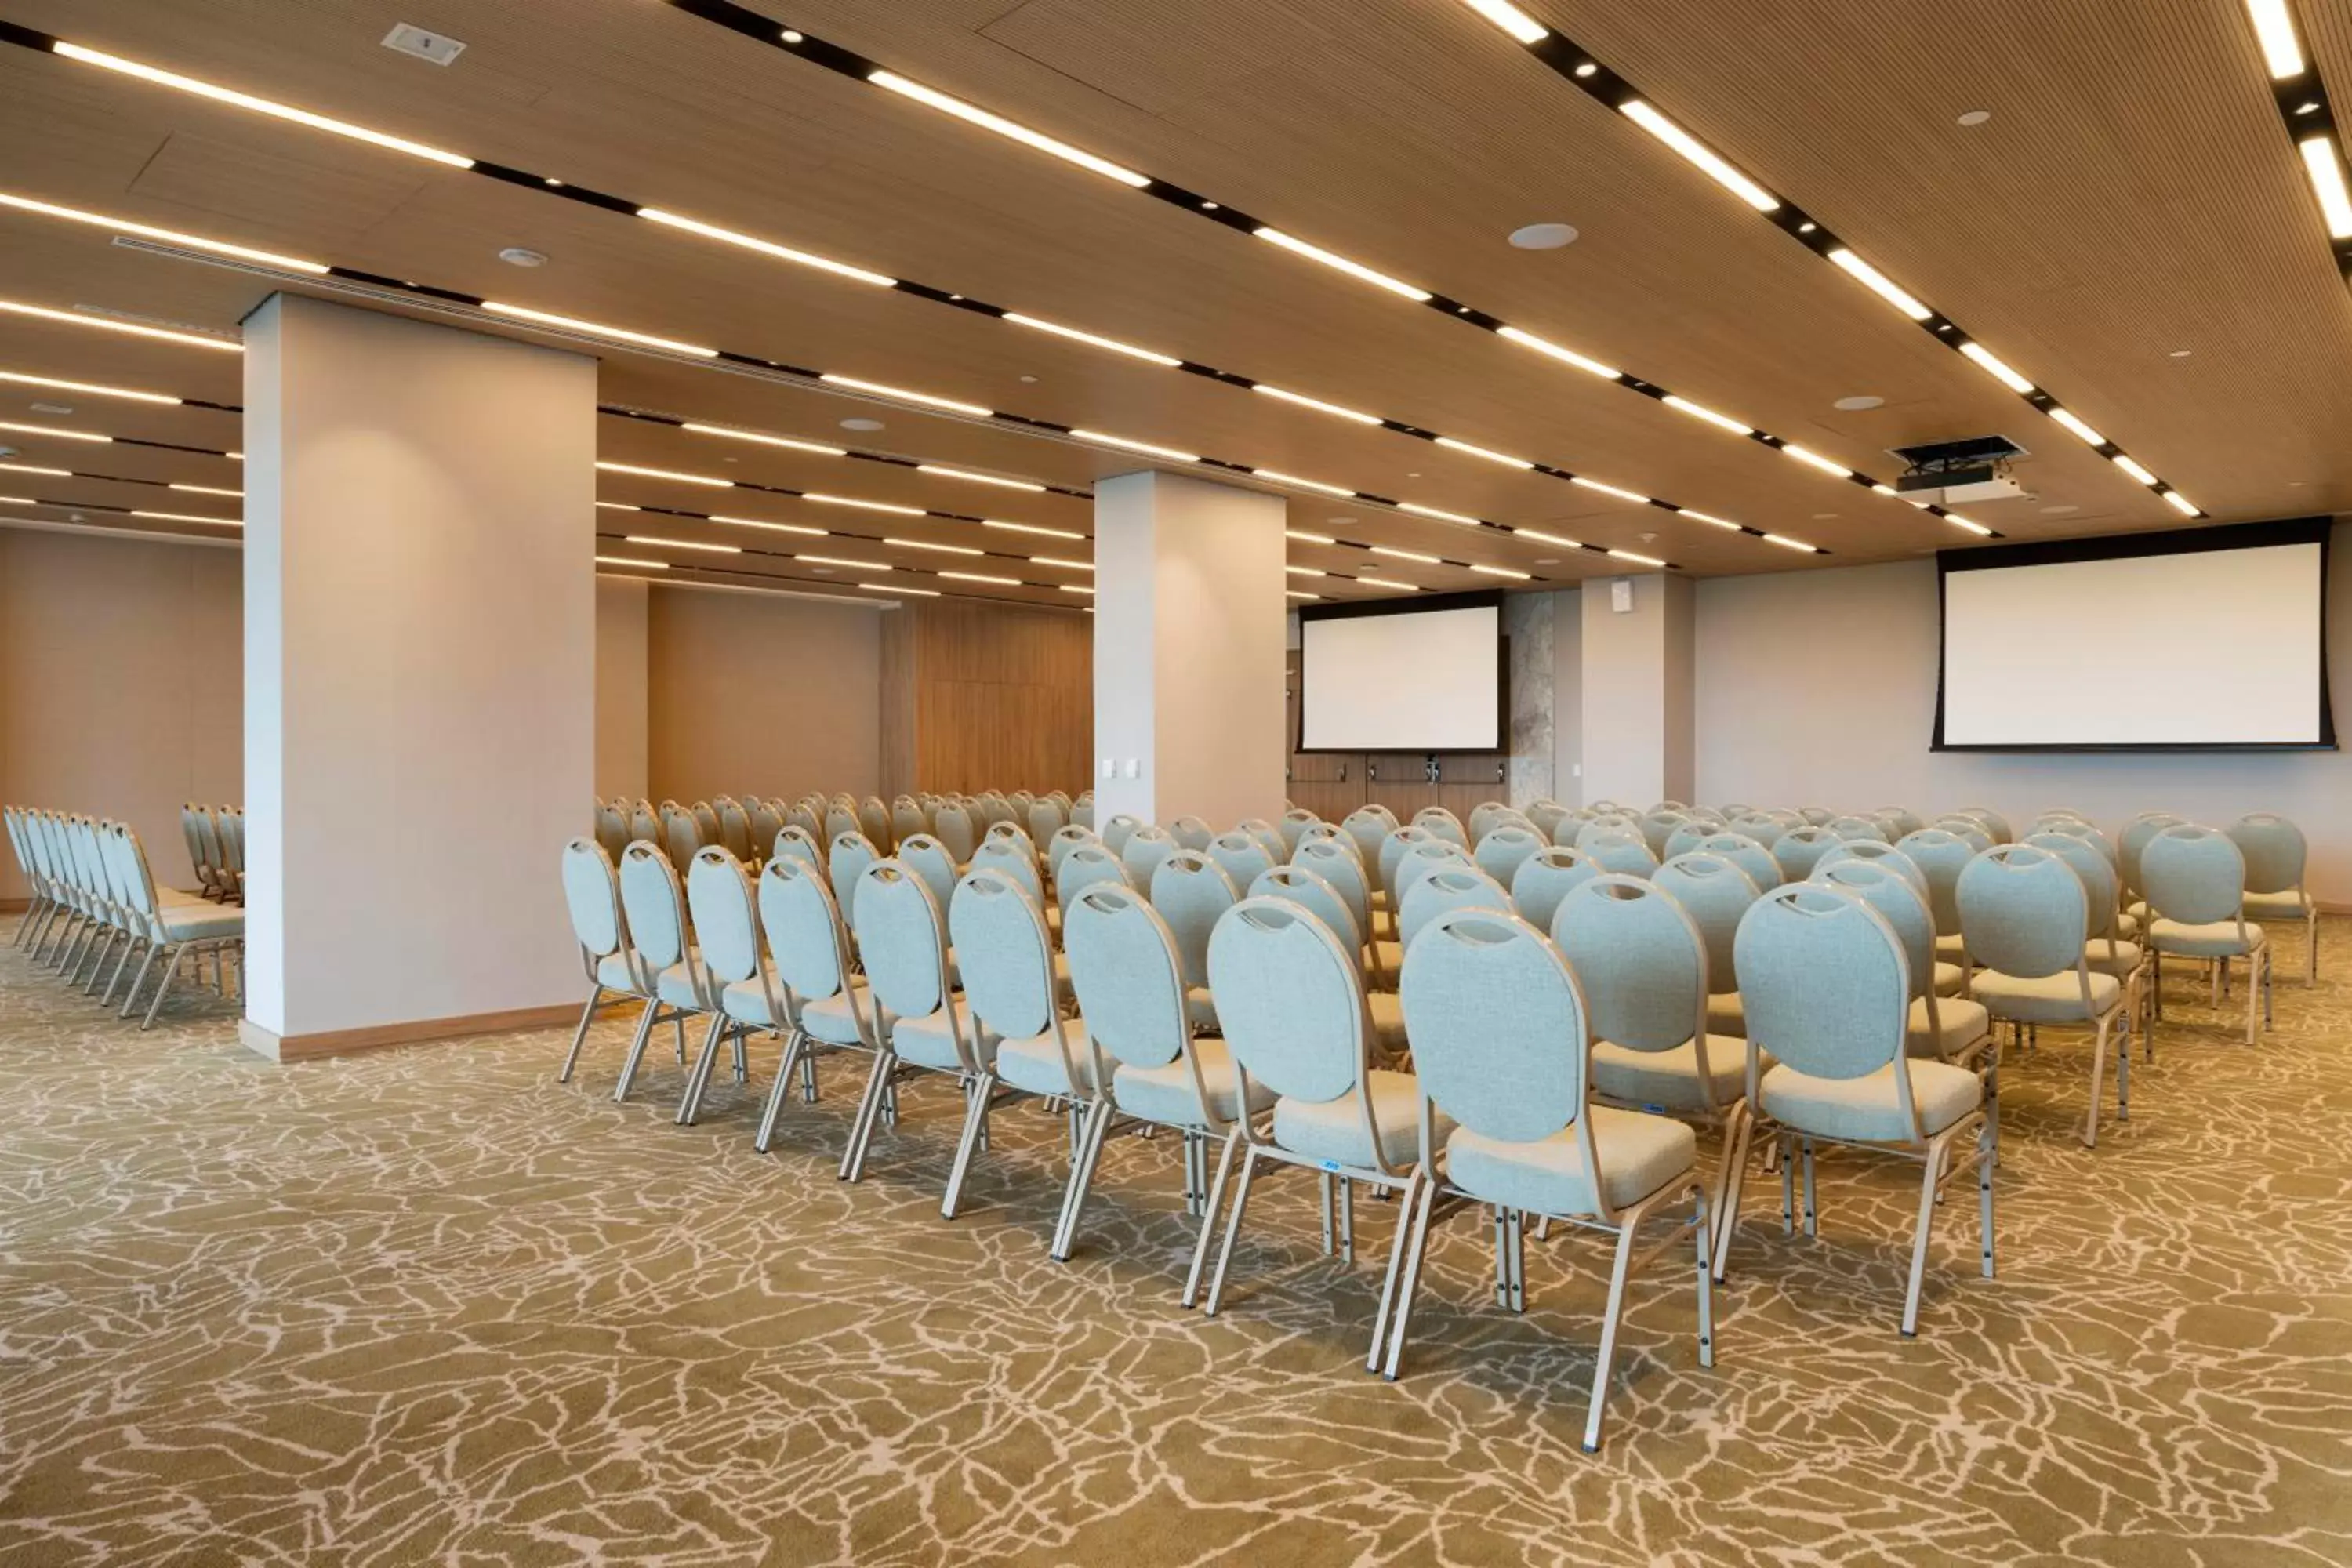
[
  {"left": 111, "top": 433, "right": 238, "bottom": 458},
  {"left": 2264, "top": 2, "right": 2352, "bottom": 275}
]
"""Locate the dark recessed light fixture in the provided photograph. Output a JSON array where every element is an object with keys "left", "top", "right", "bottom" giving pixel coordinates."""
[
  {"left": 1508, "top": 222, "right": 1579, "bottom": 249},
  {"left": 1833, "top": 394, "right": 1885, "bottom": 412}
]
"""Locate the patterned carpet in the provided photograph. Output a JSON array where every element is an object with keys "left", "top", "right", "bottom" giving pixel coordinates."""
[{"left": 2, "top": 916, "right": 2350, "bottom": 1567}]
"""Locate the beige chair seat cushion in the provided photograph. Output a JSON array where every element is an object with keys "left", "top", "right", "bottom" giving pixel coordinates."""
[
  {"left": 1272, "top": 1069, "right": 1447, "bottom": 1169},
  {"left": 1113, "top": 1038, "right": 1274, "bottom": 1127},
  {"left": 1374, "top": 938, "right": 1403, "bottom": 984},
  {"left": 2243, "top": 890, "right": 2313, "bottom": 922},
  {"left": 2084, "top": 940, "right": 2144, "bottom": 979},
  {"left": 1759, "top": 1058, "right": 1981, "bottom": 1143},
  {"left": 2148, "top": 918, "right": 2267, "bottom": 959},
  {"left": 995, "top": 1014, "right": 1097, "bottom": 1098},
  {"left": 1443, "top": 1106, "right": 1697, "bottom": 1217},
  {"left": 158, "top": 887, "right": 208, "bottom": 907},
  {"left": 797, "top": 979, "right": 874, "bottom": 1047},
  {"left": 1907, "top": 995, "right": 1989, "bottom": 1059},
  {"left": 891, "top": 996, "right": 984, "bottom": 1071},
  {"left": 1591, "top": 1035, "right": 1748, "bottom": 1113},
  {"left": 655, "top": 960, "right": 703, "bottom": 1010},
  {"left": 596, "top": 953, "right": 644, "bottom": 993},
  {"left": 1933, "top": 960, "right": 1967, "bottom": 996},
  {"left": 1973, "top": 968, "right": 2122, "bottom": 1024},
  {"left": 1933, "top": 932, "right": 1968, "bottom": 963},
  {"left": 2114, "top": 909, "right": 2143, "bottom": 939},
  {"left": 718, "top": 977, "right": 782, "bottom": 1026},
  {"left": 158, "top": 904, "right": 244, "bottom": 942}
]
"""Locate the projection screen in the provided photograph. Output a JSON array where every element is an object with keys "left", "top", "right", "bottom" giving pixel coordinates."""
[
  {"left": 1298, "top": 593, "right": 1506, "bottom": 752},
  {"left": 1934, "top": 519, "right": 2334, "bottom": 751}
]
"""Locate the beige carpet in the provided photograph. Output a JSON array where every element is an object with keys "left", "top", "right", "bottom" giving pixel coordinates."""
[{"left": 2, "top": 916, "right": 2349, "bottom": 1566}]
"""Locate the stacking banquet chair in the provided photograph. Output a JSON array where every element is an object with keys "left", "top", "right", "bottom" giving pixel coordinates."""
[
  {"left": 2141, "top": 825, "right": 2273, "bottom": 1046},
  {"left": 1954, "top": 806, "right": 2013, "bottom": 844},
  {"left": 557, "top": 838, "right": 652, "bottom": 1084},
  {"left": 747, "top": 798, "right": 785, "bottom": 859},
  {"left": 1650, "top": 848, "right": 1766, "bottom": 1044},
  {"left": 823, "top": 800, "right": 860, "bottom": 847},
  {"left": 1577, "top": 827, "right": 1659, "bottom": 880},
  {"left": 1198, "top": 896, "right": 1446, "bottom": 1344},
  {"left": 659, "top": 805, "right": 702, "bottom": 869},
  {"left": 180, "top": 805, "right": 220, "bottom": 902},
  {"left": 216, "top": 808, "right": 246, "bottom": 902},
  {"left": 1206, "top": 830, "right": 1276, "bottom": 891},
  {"left": 750, "top": 854, "right": 881, "bottom": 1155},
  {"left": 2229, "top": 813, "right": 2318, "bottom": 982},
  {"left": 1100, "top": 812, "right": 1143, "bottom": 858},
  {"left": 827, "top": 830, "right": 881, "bottom": 928},
  {"left": 102, "top": 822, "right": 245, "bottom": 1029},
  {"left": 1472, "top": 824, "right": 1544, "bottom": 889},
  {"left": 1249, "top": 864, "right": 1407, "bottom": 1056},
  {"left": 673, "top": 846, "right": 796, "bottom": 1127},
  {"left": 1524, "top": 799, "right": 1571, "bottom": 841},
  {"left": 1636, "top": 810, "right": 1690, "bottom": 858},
  {"left": 840, "top": 860, "right": 996, "bottom": 1207},
  {"left": 1722, "top": 884, "right": 1995, "bottom": 1336},
  {"left": 1150, "top": 851, "right": 1241, "bottom": 1029},
  {"left": 1120, "top": 822, "right": 1179, "bottom": 891},
  {"left": 715, "top": 797, "right": 755, "bottom": 862},
  {"left": 1381, "top": 906, "right": 1715, "bottom": 1453},
  {"left": 609, "top": 841, "right": 704, "bottom": 1104},
  {"left": 187, "top": 807, "right": 230, "bottom": 904},
  {"left": 1895, "top": 828, "right": 1977, "bottom": 980},
  {"left": 1411, "top": 808, "right": 1469, "bottom": 849},
  {"left": 952, "top": 867, "right": 1094, "bottom": 1213},
  {"left": 1875, "top": 806, "right": 1927, "bottom": 840},
  {"left": 1056, "top": 884, "right": 1275, "bottom": 1291},
  {"left": 2026, "top": 830, "right": 2150, "bottom": 1007},
  {"left": 1398, "top": 866, "right": 1512, "bottom": 955},
  {"left": 1809, "top": 859, "right": 1990, "bottom": 1070},
  {"left": 1825, "top": 815, "right": 1889, "bottom": 844},
  {"left": 593, "top": 800, "right": 631, "bottom": 861},
  {"left": 1728, "top": 812, "right": 1788, "bottom": 849},
  {"left": 1510, "top": 845, "right": 1602, "bottom": 935},
  {"left": 1958, "top": 844, "right": 2128, "bottom": 1146},
  {"left": 857, "top": 796, "right": 893, "bottom": 851},
  {"left": 1769, "top": 825, "right": 1840, "bottom": 882},
  {"left": 932, "top": 801, "right": 978, "bottom": 868},
  {"left": 1027, "top": 794, "right": 1068, "bottom": 849},
  {"left": 1340, "top": 806, "right": 1394, "bottom": 879},
  {"left": 1167, "top": 815, "right": 1215, "bottom": 851},
  {"left": 1292, "top": 836, "right": 1385, "bottom": 982},
  {"left": 892, "top": 796, "right": 929, "bottom": 848},
  {"left": 1047, "top": 824, "right": 1098, "bottom": 892},
  {"left": 1685, "top": 832, "right": 1778, "bottom": 895},
  {"left": 1053, "top": 843, "right": 1131, "bottom": 924},
  {"left": 1278, "top": 807, "right": 1322, "bottom": 856},
  {"left": 894, "top": 833, "right": 961, "bottom": 917},
  {"left": 1552, "top": 874, "right": 1752, "bottom": 1262},
  {"left": 1069, "top": 793, "right": 1095, "bottom": 831}
]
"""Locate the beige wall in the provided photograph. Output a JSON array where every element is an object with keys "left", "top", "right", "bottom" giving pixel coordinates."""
[
  {"left": 0, "top": 526, "right": 241, "bottom": 900},
  {"left": 646, "top": 582, "right": 883, "bottom": 804},
  {"left": 1693, "top": 526, "right": 2352, "bottom": 898},
  {"left": 1581, "top": 573, "right": 1694, "bottom": 808},
  {"left": 596, "top": 576, "right": 649, "bottom": 801}
]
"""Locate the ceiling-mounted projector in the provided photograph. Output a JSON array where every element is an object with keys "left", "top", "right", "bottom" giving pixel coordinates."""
[{"left": 1890, "top": 435, "right": 2028, "bottom": 505}]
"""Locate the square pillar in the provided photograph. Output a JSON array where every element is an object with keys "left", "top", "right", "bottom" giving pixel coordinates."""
[
  {"left": 1580, "top": 572, "right": 1694, "bottom": 808},
  {"left": 1092, "top": 470, "right": 1287, "bottom": 828},
  {"left": 241, "top": 294, "right": 597, "bottom": 1058}
]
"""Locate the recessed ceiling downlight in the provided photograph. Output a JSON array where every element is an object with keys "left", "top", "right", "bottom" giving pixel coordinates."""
[
  {"left": 1956, "top": 109, "right": 1992, "bottom": 127},
  {"left": 1833, "top": 394, "right": 1885, "bottom": 412},
  {"left": 1508, "top": 223, "right": 1579, "bottom": 249},
  {"left": 497, "top": 247, "right": 547, "bottom": 267},
  {"left": 840, "top": 417, "right": 885, "bottom": 431}
]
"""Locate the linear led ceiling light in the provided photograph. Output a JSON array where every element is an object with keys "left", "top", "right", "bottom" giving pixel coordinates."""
[
  {"left": 866, "top": 70, "right": 1149, "bottom": 187},
  {"left": 0, "top": 296, "right": 241, "bottom": 350},
  {"left": 0, "top": 367, "right": 233, "bottom": 409},
  {"left": 0, "top": 189, "right": 327, "bottom": 274}
]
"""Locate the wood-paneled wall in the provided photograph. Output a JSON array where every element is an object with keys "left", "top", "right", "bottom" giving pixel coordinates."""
[
  {"left": 882, "top": 598, "right": 1091, "bottom": 797},
  {"left": 1283, "top": 651, "right": 1515, "bottom": 823}
]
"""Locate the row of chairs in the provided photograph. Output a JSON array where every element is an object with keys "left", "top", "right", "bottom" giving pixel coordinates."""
[
  {"left": 180, "top": 804, "right": 245, "bottom": 904},
  {"left": 5, "top": 805, "right": 245, "bottom": 1027},
  {"left": 557, "top": 821, "right": 2008, "bottom": 1451},
  {"left": 595, "top": 788, "right": 1102, "bottom": 871}
]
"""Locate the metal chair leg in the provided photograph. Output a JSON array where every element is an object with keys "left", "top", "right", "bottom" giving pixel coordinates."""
[
  {"left": 1187, "top": 1131, "right": 1245, "bottom": 1310},
  {"left": 557, "top": 986, "right": 608, "bottom": 1083},
  {"left": 138, "top": 945, "right": 180, "bottom": 1029}
]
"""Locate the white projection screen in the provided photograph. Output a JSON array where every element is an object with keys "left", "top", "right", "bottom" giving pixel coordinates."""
[
  {"left": 1298, "top": 597, "right": 1505, "bottom": 752},
  {"left": 1936, "top": 521, "right": 2335, "bottom": 750}
]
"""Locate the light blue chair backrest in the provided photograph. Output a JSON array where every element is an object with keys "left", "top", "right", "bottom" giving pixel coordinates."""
[
  {"left": 1895, "top": 828, "right": 1976, "bottom": 935},
  {"left": 1958, "top": 843, "right": 2090, "bottom": 980},
  {"left": 1735, "top": 884, "right": 1909, "bottom": 1083},
  {"left": 1412, "top": 808, "right": 1468, "bottom": 849},
  {"left": 971, "top": 836, "right": 1045, "bottom": 904},
  {"left": 1811, "top": 858, "right": 1937, "bottom": 1000},
  {"left": 1472, "top": 825, "right": 1544, "bottom": 888},
  {"left": 1399, "top": 908, "right": 1590, "bottom": 1148},
  {"left": 1149, "top": 849, "right": 1240, "bottom": 989},
  {"left": 1825, "top": 815, "right": 1889, "bottom": 844},
  {"left": 1552, "top": 873, "right": 1706, "bottom": 1053},
  {"left": 2228, "top": 813, "right": 2307, "bottom": 895},
  {"left": 2024, "top": 831, "right": 2122, "bottom": 940},
  {"left": 1573, "top": 814, "right": 1643, "bottom": 851},
  {"left": 823, "top": 802, "right": 859, "bottom": 845},
  {"left": 892, "top": 797, "right": 927, "bottom": 846},
  {"left": 1692, "top": 831, "right": 1778, "bottom": 893},
  {"left": 561, "top": 839, "right": 624, "bottom": 960},
  {"left": 1279, "top": 808, "right": 1322, "bottom": 855},
  {"left": 1235, "top": 818, "right": 1287, "bottom": 866},
  {"left": 932, "top": 802, "right": 978, "bottom": 865},
  {"left": 2032, "top": 815, "right": 2116, "bottom": 865},
  {"left": 1399, "top": 866, "right": 1510, "bottom": 953},
  {"left": 1063, "top": 884, "right": 1189, "bottom": 1069},
  {"left": 1653, "top": 851, "right": 1762, "bottom": 993},
  {"left": 1875, "top": 806, "right": 1926, "bottom": 839},
  {"left": 857, "top": 797, "right": 891, "bottom": 851},
  {"left": 1526, "top": 799, "right": 1570, "bottom": 840},
  {"left": 1208, "top": 898, "right": 1366, "bottom": 1105},
  {"left": 1341, "top": 807, "right": 1392, "bottom": 866},
  {"left": 1815, "top": 840, "right": 1927, "bottom": 902},
  {"left": 619, "top": 840, "right": 688, "bottom": 975},
  {"left": 1637, "top": 810, "right": 1690, "bottom": 858},
  {"left": 748, "top": 798, "right": 784, "bottom": 855},
  {"left": 1168, "top": 815, "right": 1215, "bottom": 851},
  {"left": 758, "top": 854, "right": 853, "bottom": 1008},
  {"left": 1207, "top": 831, "right": 1276, "bottom": 891},
  {"left": 950, "top": 868, "right": 1056, "bottom": 1044},
  {"left": 1120, "top": 823, "right": 1178, "bottom": 891},
  {"left": 1293, "top": 837, "right": 1374, "bottom": 939},
  {"left": 1027, "top": 797, "right": 1067, "bottom": 848},
  {"left": 1378, "top": 825, "right": 1438, "bottom": 905},
  {"left": 1512, "top": 845, "right": 1602, "bottom": 932},
  {"left": 1728, "top": 812, "right": 1787, "bottom": 849},
  {"left": 850, "top": 860, "right": 950, "bottom": 1024},
  {"left": 686, "top": 845, "right": 761, "bottom": 985},
  {"left": 1581, "top": 828, "right": 1659, "bottom": 879},
  {"left": 1048, "top": 824, "right": 1098, "bottom": 887},
  {"left": 2118, "top": 812, "right": 2188, "bottom": 900},
  {"left": 1771, "top": 825, "right": 1840, "bottom": 882},
  {"left": 1249, "top": 864, "right": 1363, "bottom": 957},
  {"left": 1954, "top": 805, "right": 2013, "bottom": 844},
  {"left": 895, "top": 833, "right": 960, "bottom": 913},
  {"left": 1055, "top": 844, "right": 1131, "bottom": 914},
  {"left": 2141, "top": 825, "right": 2248, "bottom": 927},
  {"left": 1396, "top": 838, "right": 1474, "bottom": 904}
]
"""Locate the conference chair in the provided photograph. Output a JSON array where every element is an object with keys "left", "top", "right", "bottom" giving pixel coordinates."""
[
  {"left": 1816, "top": 840, "right": 1929, "bottom": 901},
  {"left": 1150, "top": 851, "right": 1241, "bottom": 1028},
  {"left": 2025, "top": 832, "right": 2149, "bottom": 1007},
  {"left": 1655, "top": 852, "right": 1765, "bottom": 1039},
  {"left": 1381, "top": 906, "right": 1714, "bottom": 1453},
  {"left": 1206, "top": 830, "right": 1276, "bottom": 891},
  {"left": 1686, "top": 831, "right": 1778, "bottom": 895},
  {"left": 1895, "top": 827, "right": 1979, "bottom": 980},
  {"left": 557, "top": 838, "right": 649, "bottom": 1085},
  {"left": 1397, "top": 866, "right": 1511, "bottom": 956},
  {"left": 611, "top": 841, "right": 705, "bottom": 1101},
  {"left": 1472, "top": 825, "right": 1544, "bottom": 889},
  {"left": 1930, "top": 815, "right": 1994, "bottom": 854},
  {"left": 1875, "top": 806, "right": 1927, "bottom": 839},
  {"left": 1578, "top": 828, "right": 1659, "bottom": 880},
  {"left": 1524, "top": 800, "right": 1570, "bottom": 841},
  {"left": 1168, "top": 815, "right": 1215, "bottom": 851},
  {"left": 1027, "top": 795, "right": 1068, "bottom": 849},
  {"left": 857, "top": 797, "right": 892, "bottom": 852},
  {"left": 746, "top": 798, "right": 784, "bottom": 859},
  {"left": 1100, "top": 812, "right": 1143, "bottom": 858},
  {"left": 1233, "top": 818, "right": 1287, "bottom": 867},
  {"left": 1291, "top": 837, "right": 1385, "bottom": 982},
  {"left": 933, "top": 801, "right": 978, "bottom": 868},
  {"left": 659, "top": 805, "right": 702, "bottom": 869},
  {"left": 712, "top": 797, "right": 754, "bottom": 862},
  {"left": 750, "top": 855, "right": 880, "bottom": 1155},
  {"left": 1197, "top": 897, "right": 1442, "bottom": 1342},
  {"left": 1340, "top": 806, "right": 1393, "bottom": 872},
  {"left": 2229, "top": 813, "right": 2319, "bottom": 982},
  {"left": 1570, "top": 814, "right": 1642, "bottom": 851},
  {"left": 1248, "top": 864, "right": 1407, "bottom": 1057},
  {"left": 1636, "top": 810, "right": 1690, "bottom": 858},
  {"left": 1953, "top": 806, "right": 2013, "bottom": 844},
  {"left": 593, "top": 800, "right": 632, "bottom": 861},
  {"left": 891, "top": 796, "right": 928, "bottom": 847},
  {"left": 1510, "top": 845, "right": 1602, "bottom": 935},
  {"left": 1120, "top": 823, "right": 1179, "bottom": 891},
  {"left": 892, "top": 833, "right": 961, "bottom": 919},
  {"left": 1277, "top": 808, "right": 1322, "bottom": 856},
  {"left": 1825, "top": 815, "right": 1890, "bottom": 844},
  {"left": 1069, "top": 791, "right": 1095, "bottom": 831},
  {"left": 1054, "top": 843, "right": 1131, "bottom": 921},
  {"left": 1795, "top": 805, "right": 1837, "bottom": 827},
  {"left": 1959, "top": 844, "right": 2128, "bottom": 1146},
  {"left": 1728, "top": 812, "right": 1788, "bottom": 849},
  {"left": 1771, "top": 825, "right": 1840, "bottom": 883},
  {"left": 103, "top": 822, "right": 245, "bottom": 1029},
  {"left": 1722, "top": 884, "right": 1994, "bottom": 1336},
  {"left": 1410, "top": 808, "right": 1468, "bottom": 849},
  {"left": 828, "top": 830, "right": 881, "bottom": 927},
  {"left": 949, "top": 868, "right": 1093, "bottom": 1214},
  {"left": 2142, "top": 825, "right": 2272, "bottom": 1046},
  {"left": 1047, "top": 824, "right": 1098, "bottom": 891},
  {"left": 1392, "top": 838, "right": 1475, "bottom": 909},
  {"left": 1553, "top": 873, "right": 1752, "bottom": 1260},
  {"left": 2117, "top": 812, "right": 2187, "bottom": 928},
  {"left": 1810, "top": 859, "right": 1990, "bottom": 1069},
  {"left": 676, "top": 847, "right": 786, "bottom": 1127},
  {"left": 1056, "top": 884, "right": 1272, "bottom": 1284}
]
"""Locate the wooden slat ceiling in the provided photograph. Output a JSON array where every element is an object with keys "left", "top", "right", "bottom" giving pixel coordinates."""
[{"left": 0, "top": 0, "right": 2342, "bottom": 612}]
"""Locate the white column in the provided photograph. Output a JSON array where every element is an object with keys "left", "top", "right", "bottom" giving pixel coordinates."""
[
  {"left": 1092, "top": 470, "right": 1287, "bottom": 828},
  {"left": 1580, "top": 572, "right": 1694, "bottom": 808},
  {"left": 241, "top": 295, "right": 596, "bottom": 1059}
]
